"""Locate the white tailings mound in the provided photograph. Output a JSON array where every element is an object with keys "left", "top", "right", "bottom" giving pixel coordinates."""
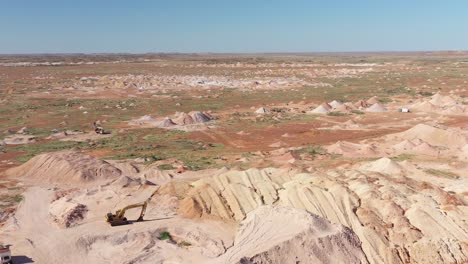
[
  {"left": 329, "top": 100, "right": 344, "bottom": 108},
  {"left": 310, "top": 105, "right": 330, "bottom": 114},
  {"left": 255, "top": 107, "right": 270, "bottom": 114},
  {"left": 429, "top": 93, "right": 458, "bottom": 106},
  {"left": 395, "top": 124, "right": 466, "bottom": 147},
  {"left": 366, "top": 96, "right": 380, "bottom": 105},
  {"left": 190, "top": 111, "right": 213, "bottom": 123},
  {"left": 359, "top": 157, "right": 402, "bottom": 174},
  {"left": 366, "top": 102, "right": 387, "bottom": 112},
  {"left": 159, "top": 117, "right": 177, "bottom": 127},
  {"left": 326, "top": 141, "right": 381, "bottom": 157},
  {"left": 2, "top": 135, "right": 36, "bottom": 145},
  {"left": 6, "top": 151, "right": 122, "bottom": 186},
  {"left": 213, "top": 206, "right": 367, "bottom": 264},
  {"left": 174, "top": 112, "right": 195, "bottom": 125}
]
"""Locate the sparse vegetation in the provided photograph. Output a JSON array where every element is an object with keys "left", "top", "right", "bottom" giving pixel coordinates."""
[
  {"left": 178, "top": 241, "right": 192, "bottom": 247},
  {"left": 157, "top": 164, "right": 175, "bottom": 170},
  {"left": 158, "top": 231, "right": 173, "bottom": 241},
  {"left": 424, "top": 169, "right": 460, "bottom": 179},
  {"left": 327, "top": 112, "right": 349, "bottom": 117},
  {"left": 391, "top": 154, "right": 415, "bottom": 161},
  {"left": 0, "top": 194, "right": 23, "bottom": 210},
  {"left": 351, "top": 110, "right": 365, "bottom": 115},
  {"left": 378, "top": 97, "right": 393, "bottom": 103},
  {"left": 293, "top": 145, "right": 326, "bottom": 156}
]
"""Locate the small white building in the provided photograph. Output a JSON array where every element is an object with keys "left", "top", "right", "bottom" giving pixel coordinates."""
[{"left": 399, "top": 108, "right": 410, "bottom": 113}]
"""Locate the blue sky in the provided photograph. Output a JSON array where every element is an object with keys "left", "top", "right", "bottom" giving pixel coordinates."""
[{"left": 1, "top": 0, "right": 467, "bottom": 53}]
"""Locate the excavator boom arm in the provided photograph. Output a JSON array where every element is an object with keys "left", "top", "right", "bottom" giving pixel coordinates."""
[{"left": 116, "top": 202, "right": 146, "bottom": 218}]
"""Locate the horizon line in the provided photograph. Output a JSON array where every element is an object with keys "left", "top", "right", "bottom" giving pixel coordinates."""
[{"left": 1, "top": 50, "right": 467, "bottom": 57}]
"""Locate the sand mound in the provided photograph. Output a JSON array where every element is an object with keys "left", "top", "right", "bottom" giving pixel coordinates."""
[
  {"left": 173, "top": 111, "right": 212, "bottom": 125},
  {"left": 429, "top": 93, "right": 458, "bottom": 106},
  {"left": 411, "top": 101, "right": 440, "bottom": 112},
  {"left": 6, "top": 151, "right": 122, "bottom": 186},
  {"left": 366, "top": 96, "right": 380, "bottom": 105},
  {"left": 49, "top": 199, "right": 87, "bottom": 228},
  {"left": 214, "top": 206, "right": 367, "bottom": 264},
  {"left": 393, "top": 140, "right": 416, "bottom": 151},
  {"left": 442, "top": 105, "right": 467, "bottom": 115},
  {"left": 159, "top": 117, "right": 176, "bottom": 127},
  {"left": 396, "top": 124, "right": 466, "bottom": 147},
  {"left": 254, "top": 107, "right": 270, "bottom": 114},
  {"left": 327, "top": 141, "right": 380, "bottom": 157},
  {"left": 412, "top": 142, "right": 439, "bottom": 156},
  {"left": 190, "top": 111, "right": 213, "bottom": 123},
  {"left": 129, "top": 115, "right": 157, "bottom": 125},
  {"left": 328, "top": 100, "right": 344, "bottom": 108},
  {"left": 332, "top": 104, "right": 352, "bottom": 112},
  {"left": 366, "top": 102, "right": 387, "bottom": 112},
  {"left": 2, "top": 135, "right": 36, "bottom": 145},
  {"left": 355, "top": 100, "right": 370, "bottom": 108},
  {"left": 138, "top": 115, "right": 156, "bottom": 121},
  {"left": 174, "top": 112, "right": 195, "bottom": 125},
  {"left": 310, "top": 103, "right": 331, "bottom": 114},
  {"left": 359, "top": 157, "right": 402, "bottom": 174}
]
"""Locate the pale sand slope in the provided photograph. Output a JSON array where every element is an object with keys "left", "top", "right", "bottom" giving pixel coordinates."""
[
  {"left": 179, "top": 164, "right": 468, "bottom": 264},
  {"left": 6, "top": 151, "right": 122, "bottom": 186},
  {"left": 212, "top": 206, "right": 367, "bottom": 264},
  {"left": 327, "top": 123, "right": 468, "bottom": 159}
]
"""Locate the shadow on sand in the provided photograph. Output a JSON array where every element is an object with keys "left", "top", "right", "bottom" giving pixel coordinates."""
[
  {"left": 128, "top": 216, "right": 175, "bottom": 224},
  {"left": 12, "top": 255, "right": 34, "bottom": 264}
]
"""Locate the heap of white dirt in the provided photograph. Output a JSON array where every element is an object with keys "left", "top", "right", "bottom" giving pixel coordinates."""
[
  {"left": 173, "top": 111, "right": 213, "bottom": 125},
  {"left": 328, "top": 100, "right": 344, "bottom": 108},
  {"left": 2, "top": 135, "right": 36, "bottom": 145},
  {"left": 366, "top": 96, "right": 380, "bottom": 105},
  {"left": 129, "top": 111, "right": 213, "bottom": 130},
  {"left": 158, "top": 117, "right": 177, "bottom": 127},
  {"left": 359, "top": 157, "right": 402, "bottom": 174},
  {"left": 310, "top": 103, "right": 332, "bottom": 114},
  {"left": 213, "top": 206, "right": 367, "bottom": 264},
  {"left": 410, "top": 93, "right": 467, "bottom": 115},
  {"left": 326, "top": 141, "right": 381, "bottom": 157},
  {"left": 6, "top": 151, "right": 122, "bottom": 186},
  {"left": 393, "top": 124, "right": 466, "bottom": 147},
  {"left": 190, "top": 111, "right": 213, "bottom": 123},
  {"left": 366, "top": 102, "right": 387, "bottom": 112},
  {"left": 255, "top": 107, "right": 270, "bottom": 114},
  {"left": 128, "top": 115, "right": 156, "bottom": 125}
]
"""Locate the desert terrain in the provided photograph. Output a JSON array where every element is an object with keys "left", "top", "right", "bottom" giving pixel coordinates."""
[{"left": 0, "top": 52, "right": 467, "bottom": 263}]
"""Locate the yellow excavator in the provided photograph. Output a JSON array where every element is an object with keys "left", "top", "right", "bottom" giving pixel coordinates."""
[{"left": 106, "top": 187, "right": 159, "bottom": 226}]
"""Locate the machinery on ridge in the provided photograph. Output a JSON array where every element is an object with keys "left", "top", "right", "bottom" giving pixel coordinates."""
[{"left": 106, "top": 187, "right": 159, "bottom": 226}]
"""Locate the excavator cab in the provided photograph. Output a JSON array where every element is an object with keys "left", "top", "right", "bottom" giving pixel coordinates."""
[{"left": 106, "top": 212, "right": 129, "bottom": 226}]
